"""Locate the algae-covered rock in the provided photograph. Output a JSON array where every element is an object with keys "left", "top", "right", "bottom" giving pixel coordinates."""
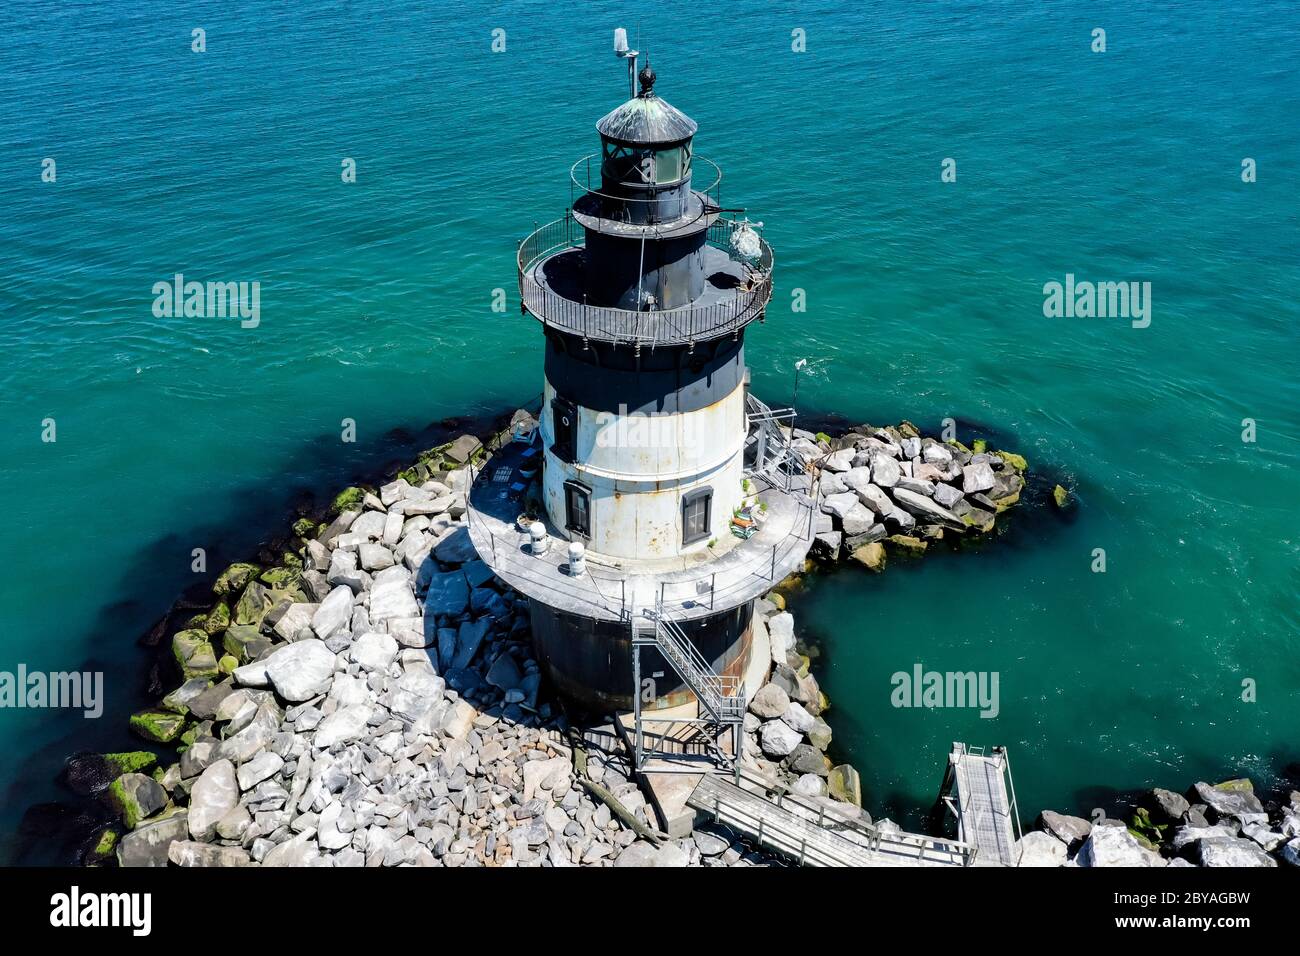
[
  {"left": 1053, "top": 484, "right": 1070, "bottom": 508},
  {"left": 162, "top": 676, "right": 213, "bottom": 714},
  {"left": 218, "top": 654, "right": 239, "bottom": 676},
  {"left": 171, "top": 629, "right": 219, "bottom": 680},
  {"left": 222, "top": 623, "right": 272, "bottom": 663},
  {"left": 129, "top": 708, "right": 186, "bottom": 743},
  {"left": 828, "top": 764, "right": 862, "bottom": 807},
  {"left": 259, "top": 566, "right": 301, "bottom": 590},
  {"left": 104, "top": 751, "right": 157, "bottom": 776},
  {"left": 202, "top": 601, "right": 230, "bottom": 636},
  {"left": 234, "top": 580, "right": 273, "bottom": 627},
  {"left": 64, "top": 751, "right": 158, "bottom": 796},
  {"left": 994, "top": 490, "right": 1021, "bottom": 512},
  {"left": 994, "top": 450, "right": 1028, "bottom": 472},
  {"left": 808, "top": 716, "right": 833, "bottom": 751},
  {"left": 292, "top": 517, "right": 317, "bottom": 538},
  {"left": 971, "top": 438, "right": 987, "bottom": 454},
  {"left": 850, "top": 541, "right": 886, "bottom": 571},
  {"left": 330, "top": 486, "right": 367, "bottom": 516},
  {"left": 212, "top": 562, "right": 259, "bottom": 597},
  {"left": 960, "top": 508, "right": 996, "bottom": 533},
  {"left": 1129, "top": 806, "right": 1169, "bottom": 847},
  {"left": 886, "top": 534, "right": 928, "bottom": 555},
  {"left": 89, "top": 828, "right": 119, "bottom": 862},
  {"left": 108, "top": 772, "right": 167, "bottom": 829}
]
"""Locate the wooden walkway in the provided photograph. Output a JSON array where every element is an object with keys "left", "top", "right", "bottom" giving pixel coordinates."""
[
  {"left": 688, "top": 772, "right": 976, "bottom": 868},
  {"left": 946, "top": 743, "right": 1021, "bottom": 867}
]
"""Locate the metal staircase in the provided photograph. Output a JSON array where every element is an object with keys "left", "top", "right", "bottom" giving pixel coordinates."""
[
  {"left": 744, "top": 392, "right": 804, "bottom": 491},
  {"left": 630, "top": 604, "right": 745, "bottom": 776}
]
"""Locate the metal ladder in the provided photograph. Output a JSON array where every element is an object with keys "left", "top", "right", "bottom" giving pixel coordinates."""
[{"left": 630, "top": 604, "right": 745, "bottom": 775}]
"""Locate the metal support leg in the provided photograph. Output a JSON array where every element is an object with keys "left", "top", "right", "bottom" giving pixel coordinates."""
[
  {"left": 733, "top": 720, "right": 742, "bottom": 784},
  {"left": 632, "top": 642, "right": 642, "bottom": 772}
]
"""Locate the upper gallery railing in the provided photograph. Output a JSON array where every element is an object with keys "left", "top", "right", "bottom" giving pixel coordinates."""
[
  {"left": 569, "top": 153, "right": 723, "bottom": 215},
  {"left": 516, "top": 213, "right": 774, "bottom": 346}
]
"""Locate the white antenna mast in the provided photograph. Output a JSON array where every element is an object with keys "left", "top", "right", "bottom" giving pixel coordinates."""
[{"left": 613, "top": 27, "right": 638, "bottom": 98}]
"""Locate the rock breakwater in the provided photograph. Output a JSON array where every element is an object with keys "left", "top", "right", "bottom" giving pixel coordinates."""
[{"left": 66, "top": 414, "right": 1294, "bottom": 868}]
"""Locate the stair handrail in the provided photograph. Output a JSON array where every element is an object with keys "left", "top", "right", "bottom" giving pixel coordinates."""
[{"left": 645, "top": 606, "right": 742, "bottom": 719}]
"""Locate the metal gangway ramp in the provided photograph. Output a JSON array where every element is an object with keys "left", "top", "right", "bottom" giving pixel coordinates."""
[
  {"left": 939, "top": 742, "right": 1023, "bottom": 867},
  {"left": 688, "top": 770, "right": 978, "bottom": 867}
]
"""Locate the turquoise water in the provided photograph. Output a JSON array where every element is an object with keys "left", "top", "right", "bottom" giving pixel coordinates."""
[{"left": 1, "top": 2, "right": 1297, "bottom": 858}]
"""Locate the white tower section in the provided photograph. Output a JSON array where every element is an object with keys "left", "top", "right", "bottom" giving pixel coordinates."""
[{"left": 540, "top": 378, "right": 748, "bottom": 561}]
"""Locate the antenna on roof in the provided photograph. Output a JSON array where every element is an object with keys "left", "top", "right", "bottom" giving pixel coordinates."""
[{"left": 613, "top": 27, "right": 639, "bottom": 99}]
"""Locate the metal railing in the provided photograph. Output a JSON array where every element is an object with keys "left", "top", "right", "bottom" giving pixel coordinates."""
[
  {"left": 516, "top": 213, "right": 774, "bottom": 346},
  {"left": 570, "top": 153, "right": 723, "bottom": 213},
  {"left": 745, "top": 391, "right": 803, "bottom": 492},
  {"left": 643, "top": 605, "right": 744, "bottom": 722},
  {"left": 692, "top": 770, "right": 980, "bottom": 867},
  {"left": 465, "top": 421, "right": 818, "bottom": 627},
  {"left": 652, "top": 479, "right": 818, "bottom": 620},
  {"left": 1000, "top": 746, "right": 1026, "bottom": 865},
  {"left": 741, "top": 769, "right": 979, "bottom": 866}
]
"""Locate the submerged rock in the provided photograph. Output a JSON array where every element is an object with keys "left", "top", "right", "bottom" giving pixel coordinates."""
[
  {"left": 828, "top": 764, "right": 862, "bottom": 807},
  {"left": 850, "top": 541, "right": 886, "bottom": 572}
]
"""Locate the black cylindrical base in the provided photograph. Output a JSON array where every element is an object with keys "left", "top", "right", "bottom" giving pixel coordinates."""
[{"left": 528, "top": 600, "right": 754, "bottom": 713}]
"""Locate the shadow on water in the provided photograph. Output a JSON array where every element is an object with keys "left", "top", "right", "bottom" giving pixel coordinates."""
[{"left": 6, "top": 405, "right": 522, "bottom": 866}]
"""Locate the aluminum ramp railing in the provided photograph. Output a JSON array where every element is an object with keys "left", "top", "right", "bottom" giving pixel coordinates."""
[{"left": 689, "top": 771, "right": 977, "bottom": 867}]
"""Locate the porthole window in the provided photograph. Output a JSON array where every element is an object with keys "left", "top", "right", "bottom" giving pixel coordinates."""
[{"left": 552, "top": 398, "right": 576, "bottom": 463}]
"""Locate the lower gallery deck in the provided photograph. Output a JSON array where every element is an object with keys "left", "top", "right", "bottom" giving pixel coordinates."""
[
  {"left": 465, "top": 429, "right": 817, "bottom": 710},
  {"left": 465, "top": 435, "right": 817, "bottom": 626}
]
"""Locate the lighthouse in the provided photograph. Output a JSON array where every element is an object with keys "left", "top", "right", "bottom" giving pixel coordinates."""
[{"left": 467, "top": 48, "right": 817, "bottom": 771}]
